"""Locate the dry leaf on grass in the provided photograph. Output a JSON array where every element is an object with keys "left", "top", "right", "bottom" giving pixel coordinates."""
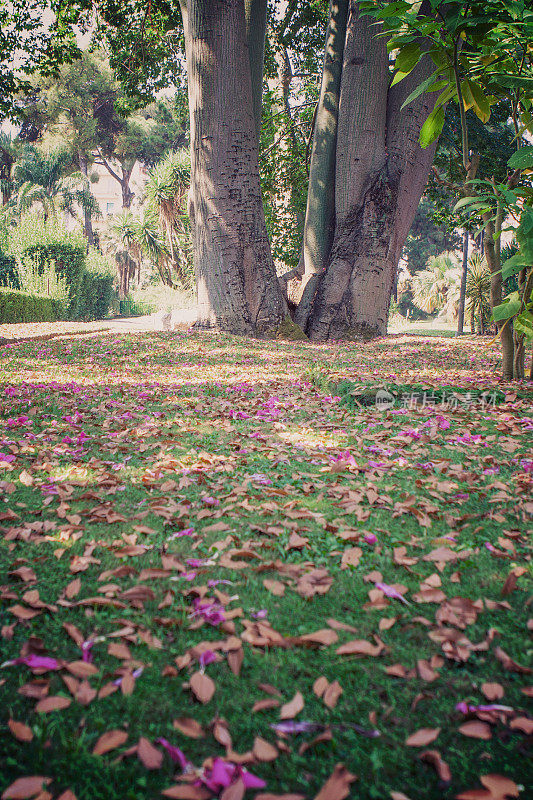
[
  {"left": 92, "top": 729, "right": 128, "bottom": 756},
  {"left": 1, "top": 778, "right": 51, "bottom": 800},
  {"left": 405, "top": 728, "right": 440, "bottom": 747},
  {"left": 253, "top": 736, "right": 278, "bottom": 762},
  {"left": 137, "top": 737, "right": 163, "bottom": 769},
  {"left": 8, "top": 719, "right": 33, "bottom": 742},
  {"left": 35, "top": 696, "right": 71, "bottom": 713},
  {"left": 458, "top": 721, "right": 492, "bottom": 740},
  {"left": 313, "top": 763, "right": 357, "bottom": 800},
  {"left": 190, "top": 671, "right": 215, "bottom": 704},
  {"left": 280, "top": 691, "right": 304, "bottom": 719},
  {"left": 419, "top": 750, "right": 452, "bottom": 782}
]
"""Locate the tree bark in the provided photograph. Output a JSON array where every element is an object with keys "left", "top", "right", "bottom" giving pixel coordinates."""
[
  {"left": 306, "top": 2, "right": 440, "bottom": 340},
  {"left": 245, "top": 0, "right": 268, "bottom": 139},
  {"left": 294, "top": 0, "right": 348, "bottom": 329},
  {"left": 457, "top": 229, "right": 469, "bottom": 335},
  {"left": 485, "top": 217, "right": 514, "bottom": 379},
  {"left": 266, "top": 26, "right": 306, "bottom": 279},
  {"left": 181, "top": 0, "right": 287, "bottom": 335}
]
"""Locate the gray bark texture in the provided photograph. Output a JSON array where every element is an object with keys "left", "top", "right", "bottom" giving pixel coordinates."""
[
  {"left": 294, "top": 0, "right": 349, "bottom": 329},
  {"left": 303, "top": 1, "right": 440, "bottom": 341},
  {"left": 245, "top": 0, "right": 268, "bottom": 139},
  {"left": 182, "top": 0, "right": 287, "bottom": 335}
]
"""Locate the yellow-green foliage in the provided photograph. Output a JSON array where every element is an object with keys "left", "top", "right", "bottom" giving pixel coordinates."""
[{"left": 0, "top": 287, "right": 63, "bottom": 324}]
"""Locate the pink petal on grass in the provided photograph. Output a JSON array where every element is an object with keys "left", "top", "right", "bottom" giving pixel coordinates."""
[
  {"left": 156, "top": 738, "right": 191, "bottom": 772},
  {"left": 375, "top": 582, "right": 409, "bottom": 605},
  {"left": 6, "top": 655, "right": 61, "bottom": 671}
]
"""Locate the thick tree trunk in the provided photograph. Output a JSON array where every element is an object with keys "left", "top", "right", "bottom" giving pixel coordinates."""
[
  {"left": 294, "top": 0, "right": 348, "bottom": 329},
  {"left": 245, "top": 0, "right": 268, "bottom": 139},
  {"left": 182, "top": 0, "right": 287, "bottom": 335},
  {"left": 267, "top": 27, "right": 306, "bottom": 278},
  {"left": 305, "top": 1, "right": 440, "bottom": 340}
]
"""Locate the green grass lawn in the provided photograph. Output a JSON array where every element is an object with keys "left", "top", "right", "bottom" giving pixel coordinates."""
[{"left": 0, "top": 329, "right": 531, "bottom": 800}]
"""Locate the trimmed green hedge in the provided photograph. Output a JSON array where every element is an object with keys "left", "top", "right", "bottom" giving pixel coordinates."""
[
  {"left": 0, "top": 288, "right": 64, "bottom": 324},
  {"left": 24, "top": 243, "right": 114, "bottom": 321},
  {"left": 119, "top": 298, "right": 155, "bottom": 317}
]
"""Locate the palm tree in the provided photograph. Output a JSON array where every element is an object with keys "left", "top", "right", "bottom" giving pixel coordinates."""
[
  {"left": 135, "top": 211, "right": 175, "bottom": 288},
  {"left": 12, "top": 147, "right": 100, "bottom": 225},
  {"left": 0, "top": 132, "right": 19, "bottom": 206},
  {"left": 144, "top": 150, "right": 191, "bottom": 282},
  {"left": 104, "top": 208, "right": 179, "bottom": 294},
  {"left": 102, "top": 210, "right": 142, "bottom": 298},
  {"left": 411, "top": 253, "right": 460, "bottom": 318},
  {"left": 466, "top": 253, "right": 492, "bottom": 334}
]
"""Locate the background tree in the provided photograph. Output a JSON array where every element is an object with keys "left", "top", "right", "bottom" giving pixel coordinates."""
[
  {"left": 144, "top": 149, "right": 191, "bottom": 285},
  {"left": 12, "top": 146, "right": 99, "bottom": 225},
  {"left": 295, "top": 1, "right": 442, "bottom": 339},
  {"left": 179, "top": 0, "right": 287, "bottom": 334},
  {"left": 0, "top": 133, "right": 19, "bottom": 207},
  {"left": 370, "top": 0, "right": 532, "bottom": 376}
]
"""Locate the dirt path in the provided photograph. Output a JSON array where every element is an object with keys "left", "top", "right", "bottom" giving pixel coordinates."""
[{"left": 0, "top": 310, "right": 197, "bottom": 343}]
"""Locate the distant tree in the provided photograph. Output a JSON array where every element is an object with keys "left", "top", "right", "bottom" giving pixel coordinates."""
[
  {"left": 411, "top": 253, "right": 460, "bottom": 317},
  {"left": 0, "top": 133, "right": 19, "bottom": 206},
  {"left": 144, "top": 149, "right": 191, "bottom": 284},
  {"left": 403, "top": 197, "right": 461, "bottom": 275},
  {"left": 13, "top": 146, "right": 99, "bottom": 224},
  {"left": 465, "top": 253, "right": 491, "bottom": 334}
]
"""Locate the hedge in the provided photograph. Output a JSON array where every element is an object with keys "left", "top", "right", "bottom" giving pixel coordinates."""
[
  {"left": 24, "top": 243, "right": 114, "bottom": 321},
  {"left": 0, "top": 288, "right": 64, "bottom": 324}
]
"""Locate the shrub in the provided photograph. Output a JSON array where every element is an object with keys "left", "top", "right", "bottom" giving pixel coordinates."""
[
  {"left": 7, "top": 214, "right": 116, "bottom": 320},
  {"left": 16, "top": 255, "right": 70, "bottom": 305},
  {"left": 0, "top": 288, "right": 63, "bottom": 323},
  {"left": 0, "top": 251, "right": 19, "bottom": 289}
]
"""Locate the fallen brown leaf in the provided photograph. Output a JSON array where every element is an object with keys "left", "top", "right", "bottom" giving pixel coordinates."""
[
  {"left": 253, "top": 736, "right": 278, "bottom": 762},
  {"left": 280, "top": 691, "right": 304, "bottom": 719},
  {"left": 480, "top": 774, "right": 519, "bottom": 799},
  {"left": 190, "top": 671, "right": 215, "bottom": 704},
  {"left": 173, "top": 717, "right": 205, "bottom": 738},
  {"left": 1, "top": 778, "right": 51, "bottom": 800},
  {"left": 35, "top": 696, "right": 71, "bottom": 713},
  {"left": 92, "top": 729, "right": 128, "bottom": 756},
  {"left": 481, "top": 682, "right": 504, "bottom": 701},
  {"left": 405, "top": 728, "right": 440, "bottom": 747},
  {"left": 314, "top": 763, "right": 357, "bottom": 800},
  {"left": 8, "top": 719, "right": 33, "bottom": 742},
  {"left": 419, "top": 749, "right": 452, "bottom": 782},
  {"left": 458, "top": 721, "right": 492, "bottom": 740},
  {"left": 336, "top": 639, "right": 384, "bottom": 657},
  {"left": 137, "top": 737, "right": 163, "bottom": 769}
]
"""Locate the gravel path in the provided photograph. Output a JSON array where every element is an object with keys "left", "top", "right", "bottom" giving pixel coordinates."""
[{"left": 0, "top": 308, "right": 198, "bottom": 343}]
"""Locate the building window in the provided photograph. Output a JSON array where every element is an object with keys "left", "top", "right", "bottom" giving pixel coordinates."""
[{"left": 106, "top": 202, "right": 114, "bottom": 215}]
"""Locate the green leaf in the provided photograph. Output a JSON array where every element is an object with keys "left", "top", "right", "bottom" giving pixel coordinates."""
[
  {"left": 419, "top": 106, "right": 445, "bottom": 149},
  {"left": 508, "top": 145, "right": 533, "bottom": 170},
  {"left": 391, "top": 43, "right": 421, "bottom": 85},
  {"left": 513, "top": 310, "right": 533, "bottom": 339},
  {"left": 501, "top": 253, "right": 529, "bottom": 280},
  {"left": 400, "top": 72, "right": 446, "bottom": 109},
  {"left": 434, "top": 83, "right": 456, "bottom": 110},
  {"left": 453, "top": 196, "right": 489, "bottom": 212},
  {"left": 466, "top": 80, "right": 491, "bottom": 123},
  {"left": 487, "top": 74, "right": 533, "bottom": 91},
  {"left": 492, "top": 291, "right": 521, "bottom": 322}
]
